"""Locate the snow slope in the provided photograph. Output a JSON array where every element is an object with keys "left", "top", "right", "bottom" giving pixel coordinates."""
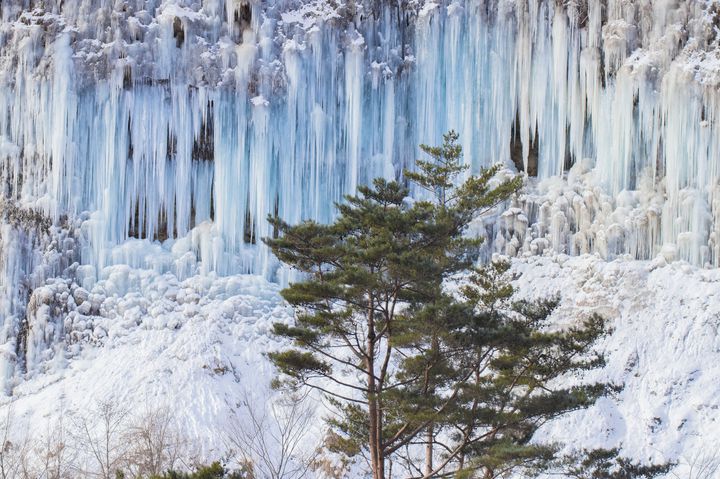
[
  {"left": 5, "top": 269, "right": 296, "bottom": 462},
  {"left": 2, "top": 253, "right": 718, "bottom": 477},
  {"left": 516, "top": 255, "right": 720, "bottom": 477}
]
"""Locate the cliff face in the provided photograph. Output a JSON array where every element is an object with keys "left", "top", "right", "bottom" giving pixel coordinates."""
[{"left": 3, "top": 0, "right": 720, "bottom": 270}]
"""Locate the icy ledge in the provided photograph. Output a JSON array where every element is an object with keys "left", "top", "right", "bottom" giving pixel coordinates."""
[{"left": 2, "top": 254, "right": 718, "bottom": 476}]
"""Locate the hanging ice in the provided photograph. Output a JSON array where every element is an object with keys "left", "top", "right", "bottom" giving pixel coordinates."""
[{"left": 2, "top": 0, "right": 720, "bottom": 387}]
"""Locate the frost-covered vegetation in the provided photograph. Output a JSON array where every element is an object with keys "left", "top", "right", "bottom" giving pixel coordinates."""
[{"left": 0, "top": 398, "right": 304, "bottom": 479}]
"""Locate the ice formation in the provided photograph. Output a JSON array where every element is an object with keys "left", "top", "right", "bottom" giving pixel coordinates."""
[{"left": 1, "top": 0, "right": 720, "bottom": 460}]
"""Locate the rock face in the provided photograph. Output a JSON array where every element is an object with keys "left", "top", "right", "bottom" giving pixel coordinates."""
[{"left": 0, "top": 0, "right": 719, "bottom": 394}]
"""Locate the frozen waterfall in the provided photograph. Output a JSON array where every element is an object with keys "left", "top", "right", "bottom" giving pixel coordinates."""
[{"left": 1, "top": 0, "right": 720, "bottom": 386}]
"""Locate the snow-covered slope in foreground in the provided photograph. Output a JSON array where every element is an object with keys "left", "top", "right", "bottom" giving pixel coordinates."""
[
  {"left": 516, "top": 255, "right": 720, "bottom": 476},
  {"left": 2, "top": 254, "right": 718, "bottom": 477}
]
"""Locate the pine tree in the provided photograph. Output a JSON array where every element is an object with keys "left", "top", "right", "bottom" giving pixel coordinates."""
[
  {"left": 423, "top": 260, "right": 610, "bottom": 478},
  {"left": 264, "top": 132, "right": 609, "bottom": 479}
]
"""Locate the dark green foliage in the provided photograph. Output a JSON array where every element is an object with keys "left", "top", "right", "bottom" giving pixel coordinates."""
[
  {"left": 432, "top": 260, "right": 611, "bottom": 478},
  {"left": 152, "top": 462, "right": 249, "bottom": 479},
  {"left": 406, "top": 131, "right": 523, "bottom": 214},
  {"left": 561, "top": 448, "right": 674, "bottom": 478},
  {"left": 264, "top": 131, "right": 611, "bottom": 479}
]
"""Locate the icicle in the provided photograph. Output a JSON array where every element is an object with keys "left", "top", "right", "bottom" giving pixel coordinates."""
[{"left": 1, "top": 0, "right": 720, "bottom": 300}]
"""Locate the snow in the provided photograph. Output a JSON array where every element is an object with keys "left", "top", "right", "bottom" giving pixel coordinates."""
[
  {"left": 513, "top": 255, "right": 720, "bottom": 474},
  {"left": 0, "top": 254, "right": 718, "bottom": 477},
  {"left": 4, "top": 267, "right": 302, "bottom": 463}
]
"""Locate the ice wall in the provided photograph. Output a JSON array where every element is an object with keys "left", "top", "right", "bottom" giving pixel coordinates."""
[{"left": 1, "top": 0, "right": 720, "bottom": 384}]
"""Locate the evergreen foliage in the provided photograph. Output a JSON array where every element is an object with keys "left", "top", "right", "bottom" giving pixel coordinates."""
[
  {"left": 264, "top": 132, "right": 611, "bottom": 479},
  {"left": 152, "top": 462, "right": 249, "bottom": 479},
  {"left": 561, "top": 448, "right": 674, "bottom": 479}
]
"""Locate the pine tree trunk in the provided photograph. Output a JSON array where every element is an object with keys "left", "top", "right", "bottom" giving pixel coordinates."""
[
  {"left": 424, "top": 424, "right": 433, "bottom": 477},
  {"left": 423, "top": 334, "right": 439, "bottom": 478},
  {"left": 369, "top": 395, "right": 382, "bottom": 479},
  {"left": 366, "top": 300, "right": 384, "bottom": 479},
  {"left": 368, "top": 383, "right": 383, "bottom": 479},
  {"left": 377, "top": 404, "right": 385, "bottom": 479}
]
